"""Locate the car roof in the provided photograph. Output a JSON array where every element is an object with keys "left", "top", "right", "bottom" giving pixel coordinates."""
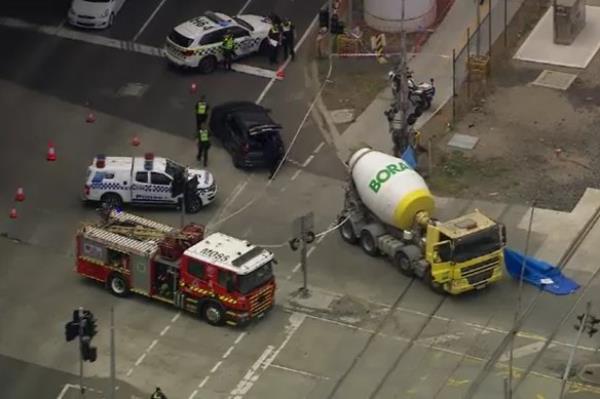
[
  {"left": 175, "top": 11, "right": 237, "bottom": 39},
  {"left": 214, "top": 101, "right": 281, "bottom": 135}
]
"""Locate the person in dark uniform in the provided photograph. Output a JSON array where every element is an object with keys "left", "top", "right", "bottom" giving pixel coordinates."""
[
  {"left": 268, "top": 12, "right": 282, "bottom": 30},
  {"left": 196, "top": 127, "right": 211, "bottom": 167},
  {"left": 195, "top": 95, "right": 209, "bottom": 131},
  {"left": 281, "top": 18, "right": 295, "bottom": 61},
  {"left": 264, "top": 135, "right": 283, "bottom": 180},
  {"left": 151, "top": 387, "right": 167, "bottom": 399},
  {"left": 267, "top": 24, "right": 281, "bottom": 64}
]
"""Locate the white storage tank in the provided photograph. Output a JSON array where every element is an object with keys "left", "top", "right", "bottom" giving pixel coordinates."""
[
  {"left": 349, "top": 148, "right": 434, "bottom": 230},
  {"left": 364, "top": 0, "right": 437, "bottom": 33}
]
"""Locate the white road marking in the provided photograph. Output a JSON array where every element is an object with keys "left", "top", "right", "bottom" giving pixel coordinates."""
[
  {"left": 418, "top": 333, "right": 463, "bottom": 346},
  {"left": 302, "top": 155, "right": 314, "bottom": 167},
  {"left": 171, "top": 312, "right": 181, "bottom": 323},
  {"left": 269, "top": 363, "right": 330, "bottom": 380},
  {"left": 229, "top": 313, "right": 305, "bottom": 398},
  {"left": 223, "top": 346, "right": 235, "bottom": 359},
  {"left": 256, "top": 13, "right": 319, "bottom": 104},
  {"left": 313, "top": 142, "right": 325, "bottom": 154},
  {"left": 499, "top": 342, "right": 557, "bottom": 362},
  {"left": 307, "top": 246, "right": 316, "bottom": 257},
  {"left": 198, "top": 376, "right": 210, "bottom": 388},
  {"left": 207, "top": 180, "right": 249, "bottom": 229},
  {"left": 235, "top": 332, "right": 247, "bottom": 345},
  {"left": 290, "top": 169, "right": 302, "bottom": 181},
  {"left": 238, "top": 0, "right": 253, "bottom": 14},
  {"left": 210, "top": 361, "right": 223, "bottom": 373},
  {"left": 160, "top": 325, "right": 170, "bottom": 336},
  {"left": 126, "top": 368, "right": 133, "bottom": 377},
  {"left": 134, "top": 353, "right": 146, "bottom": 366},
  {"left": 292, "top": 262, "right": 301, "bottom": 273},
  {"left": 232, "top": 63, "right": 276, "bottom": 79},
  {"left": 133, "top": 0, "right": 168, "bottom": 42},
  {"left": 56, "top": 383, "right": 71, "bottom": 399},
  {"left": 188, "top": 389, "right": 198, "bottom": 399},
  {"left": 147, "top": 339, "right": 158, "bottom": 353}
]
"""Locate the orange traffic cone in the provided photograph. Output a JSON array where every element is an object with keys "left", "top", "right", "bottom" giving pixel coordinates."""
[
  {"left": 131, "top": 135, "right": 141, "bottom": 147},
  {"left": 15, "top": 187, "right": 25, "bottom": 202},
  {"left": 275, "top": 67, "right": 285, "bottom": 80},
  {"left": 9, "top": 208, "right": 17, "bottom": 219},
  {"left": 47, "top": 142, "right": 57, "bottom": 161},
  {"left": 190, "top": 82, "right": 198, "bottom": 94},
  {"left": 86, "top": 112, "right": 96, "bottom": 123}
]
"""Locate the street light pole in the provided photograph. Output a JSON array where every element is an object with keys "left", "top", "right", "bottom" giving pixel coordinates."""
[
  {"left": 78, "top": 307, "right": 85, "bottom": 398},
  {"left": 109, "top": 307, "right": 116, "bottom": 399}
]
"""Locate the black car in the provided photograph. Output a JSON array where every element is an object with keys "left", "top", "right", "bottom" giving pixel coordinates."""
[{"left": 210, "top": 102, "right": 285, "bottom": 169}]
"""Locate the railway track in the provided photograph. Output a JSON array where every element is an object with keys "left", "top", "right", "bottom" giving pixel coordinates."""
[{"left": 464, "top": 203, "right": 600, "bottom": 398}]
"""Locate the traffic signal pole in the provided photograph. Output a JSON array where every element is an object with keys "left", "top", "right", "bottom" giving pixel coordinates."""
[
  {"left": 110, "top": 307, "right": 116, "bottom": 399},
  {"left": 560, "top": 301, "right": 591, "bottom": 398},
  {"left": 78, "top": 307, "right": 85, "bottom": 398}
]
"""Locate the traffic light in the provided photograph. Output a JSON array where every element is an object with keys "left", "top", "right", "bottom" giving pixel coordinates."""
[
  {"left": 82, "top": 312, "right": 97, "bottom": 338},
  {"left": 589, "top": 315, "right": 600, "bottom": 337},
  {"left": 65, "top": 321, "right": 79, "bottom": 342},
  {"left": 81, "top": 339, "right": 97, "bottom": 362}
]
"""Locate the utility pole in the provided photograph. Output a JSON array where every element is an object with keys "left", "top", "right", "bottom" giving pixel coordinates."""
[
  {"left": 180, "top": 168, "right": 187, "bottom": 228},
  {"left": 109, "top": 307, "right": 116, "bottom": 399},
  {"left": 289, "top": 212, "right": 315, "bottom": 297}
]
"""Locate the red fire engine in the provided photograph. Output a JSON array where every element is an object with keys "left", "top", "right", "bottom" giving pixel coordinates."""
[{"left": 75, "top": 210, "right": 276, "bottom": 326}]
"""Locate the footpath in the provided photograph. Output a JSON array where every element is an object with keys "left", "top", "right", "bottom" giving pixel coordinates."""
[{"left": 316, "top": 0, "right": 526, "bottom": 160}]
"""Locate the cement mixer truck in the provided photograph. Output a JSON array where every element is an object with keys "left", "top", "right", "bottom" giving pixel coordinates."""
[{"left": 338, "top": 148, "right": 506, "bottom": 295}]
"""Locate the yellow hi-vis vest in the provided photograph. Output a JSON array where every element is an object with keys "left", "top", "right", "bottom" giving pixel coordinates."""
[
  {"left": 198, "top": 129, "right": 209, "bottom": 142},
  {"left": 196, "top": 102, "right": 207, "bottom": 115}
]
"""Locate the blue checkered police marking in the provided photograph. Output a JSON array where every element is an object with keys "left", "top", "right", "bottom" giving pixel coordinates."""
[
  {"left": 91, "top": 182, "right": 124, "bottom": 190},
  {"left": 131, "top": 185, "right": 171, "bottom": 193}
]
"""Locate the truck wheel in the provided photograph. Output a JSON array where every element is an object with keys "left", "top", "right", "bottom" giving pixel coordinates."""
[
  {"left": 108, "top": 274, "right": 129, "bottom": 297},
  {"left": 394, "top": 252, "right": 414, "bottom": 277},
  {"left": 359, "top": 230, "right": 378, "bottom": 257},
  {"left": 424, "top": 268, "right": 447, "bottom": 295},
  {"left": 185, "top": 195, "right": 202, "bottom": 214},
  {"left": 202, "top": 301, "right": 225, "bottom": 326},
  {"left": 340, "top": 219, "right": 358, "bottom": 245},
  {"left": 101, "top": 193, "right": 123, "bottom": 209},
  {"left": 198, "top": 56, "right": 217, "bottom": 74}
]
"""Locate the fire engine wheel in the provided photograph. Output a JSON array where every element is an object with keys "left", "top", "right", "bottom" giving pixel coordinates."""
[
  {"left": 394, "top": 252, "right": 414, "bottom": 277},
  {"left": 185, "top": 195, "right": 202, "bottom": 214},
  {"left": 101, "top": 193, "right": 123, "bottom": 209},
  {"left": 424, "top": 268, "right": 446, "bottom": 295},
  {"left": 340, "top": 219, "right": 358, "bottom": 245},
  {"left": 108, "top": 274, "right": 129, "bottom": 297},
  {"left": 359, "top": 230, "right": 378, "bottom": 257},
  {"left": 202, "top": 301, "right": 225, "bottom": 326},
  {"left": 198, "top": 56, "right": 217, "bottom": 74}
]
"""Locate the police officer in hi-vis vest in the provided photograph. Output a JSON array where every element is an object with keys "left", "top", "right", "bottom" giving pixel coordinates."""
[
  {"left": 195, "top": 95, "right": 209, "bottom": 131},
  {"left": 196, "top": 127, "right": 211, "bottom": 166}
]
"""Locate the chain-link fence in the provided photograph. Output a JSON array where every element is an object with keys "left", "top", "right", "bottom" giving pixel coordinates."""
[{"left": 450, "top": 0, "right": 552, "bottom": 122}]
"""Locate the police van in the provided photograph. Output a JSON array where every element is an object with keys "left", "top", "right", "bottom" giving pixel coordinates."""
[
  {"left": 82, "top": 153, "right": 217, "bottom": 213},
  {"left": 165, "top": 10, "right": 272, "bottom": 73}
]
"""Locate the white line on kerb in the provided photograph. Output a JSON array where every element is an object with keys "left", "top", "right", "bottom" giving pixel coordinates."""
[
  {"left": 290, "top": 169, "right": 302, "bottom": 181},
  {"left": 133, "top": 0, "right": 168, "bottom": 42},
  {"left": 313, "top": 142, "right": 325, "bottom": 154},
  {"left": 302, "top": 155, "right": 314, "bottom": 167}
]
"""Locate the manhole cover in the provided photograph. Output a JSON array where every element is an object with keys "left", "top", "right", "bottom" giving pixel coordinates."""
[
  {"left": 330, "top": 109, "right": 355, "bottom": 124},
  {"left": 448, "top": 133, "right": 479, "bottom": 150},
  {"left": 116, "top": 83, "right": 149, "bottom": 97},
  {"left": 531, "top": 70, "right": 577, "bottom": 90}
]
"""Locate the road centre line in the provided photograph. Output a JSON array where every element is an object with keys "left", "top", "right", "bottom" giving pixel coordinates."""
[
  {"left": 290, "top": 169, "right": 302, "bottom": 181},
  {"left": 198, "top": 376, "right": 210, "bottom": 388},
  {"left": 229, "top": 313, "right": 305, "bottom": 398},
  {"left": 134, "top": 353, "right": 146, "bottom": 366},
  {"left": 211, "top": 361, "right": 223, "bottom": 373},
  {"left": 302, "top": 155, "right": 314, "bottom": 167},
  {"left": 313, "top": 141, "right": 325, "bottom": 154},
  {"left": 133, "top": 0, "right": 168, "bottom": 42},
  {"left": 159, "top": 325, "right": 170, "bottom": 336},
  {"left": 223, "top": 346, "right": 235, "bottom": 359}
]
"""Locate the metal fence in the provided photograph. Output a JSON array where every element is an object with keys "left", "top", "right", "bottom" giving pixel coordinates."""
[{"left": 451, "top": 0, "right": 551, "bottom": 122}]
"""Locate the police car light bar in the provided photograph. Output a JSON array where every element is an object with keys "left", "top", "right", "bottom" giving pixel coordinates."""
[
  {"left": 144, "top": 152, "right": 154, "bottom": 160},
  {"left": 144, "top": 152, "right": 154, "bottom": 171},
  {"left": 95, "top": 154, "right": 106, "bottom": 168}
]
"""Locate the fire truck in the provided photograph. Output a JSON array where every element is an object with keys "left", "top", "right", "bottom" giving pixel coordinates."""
[{"left": 75, "top": 209, "right": 276, "bottom": 326}]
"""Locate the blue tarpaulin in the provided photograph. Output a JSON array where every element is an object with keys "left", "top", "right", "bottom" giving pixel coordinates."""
[
  {"left": 504, "top": 248, "right": 580, "bottom": 295},
  {"left": 401, "top": 146, "right": 417, "bottom": 169}
]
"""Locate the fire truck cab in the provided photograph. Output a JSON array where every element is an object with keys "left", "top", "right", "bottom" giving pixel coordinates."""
[{"left": 76, "top": 210, "right": 276, "bottom": 326}]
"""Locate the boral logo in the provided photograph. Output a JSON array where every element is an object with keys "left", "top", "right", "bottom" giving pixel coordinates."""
[{"left": 369, "top": 162, "right": 409, "bottom": 193}]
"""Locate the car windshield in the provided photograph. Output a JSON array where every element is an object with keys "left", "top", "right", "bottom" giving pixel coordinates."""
[
  {"left": 451, "top": 225, "right": 503, "bottom": 263},
  {"left": 165, "top": 159, "right": 185, "bottom": 178},
  {"left": 238, "top": 261, "right": 273, "bottom": 294},
  {"left": 168, "top": 29, "right": 193, "bottom": 48},
  {"left": 233, "top": 17, "right": 254, "bottom": 31}
]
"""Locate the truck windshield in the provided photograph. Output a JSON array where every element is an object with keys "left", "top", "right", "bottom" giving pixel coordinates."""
[
  {"left": 165, "top": 159, "right": 184, "bottom": 178},
  {"left": 452, "top": 225, "right": 503, "bottom": 263},
  {"left": 238, "top": 262, "right": 273, "bottom": 294}
]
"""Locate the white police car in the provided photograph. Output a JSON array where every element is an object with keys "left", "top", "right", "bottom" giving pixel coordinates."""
[
  {"left": 82, "top": 154, "right": 217, "bottom": 213},
  {"left": 165, "top": 11, "right": 272, "bottom": 73}
]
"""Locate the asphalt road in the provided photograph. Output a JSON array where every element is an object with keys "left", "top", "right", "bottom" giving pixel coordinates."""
[{"left": 1, "top": 2, "right": 600, "bottom": 399}]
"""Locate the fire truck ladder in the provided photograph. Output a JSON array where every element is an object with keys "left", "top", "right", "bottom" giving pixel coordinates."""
[{"left": 104, "top": 224, "right": 173, "bottom": 241}]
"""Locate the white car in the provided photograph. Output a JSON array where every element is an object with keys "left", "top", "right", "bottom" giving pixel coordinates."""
[
  {"left": 165, "top": 11, "right": 272, "bottom": 73},
  {"left": 68, "top": 0, "right": 126, "bottom": 29}
]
